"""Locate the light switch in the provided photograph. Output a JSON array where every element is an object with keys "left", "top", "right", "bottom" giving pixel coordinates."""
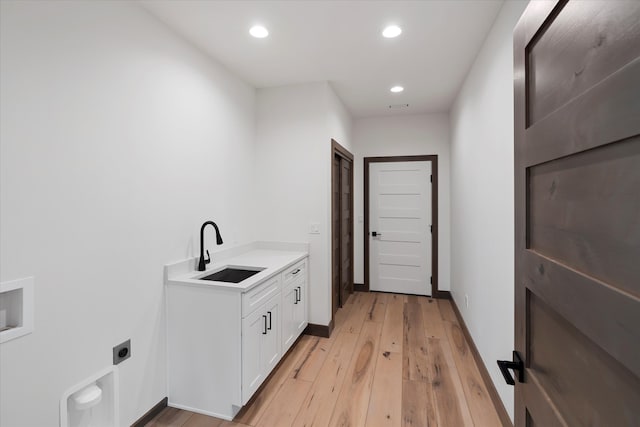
[{"left": 309, "top": 223, "right": 320, "bottom": 234}]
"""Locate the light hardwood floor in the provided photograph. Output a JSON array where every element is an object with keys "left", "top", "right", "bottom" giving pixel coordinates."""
[{"left": 145, "top": 292, "right": 503, "bottom": 427}]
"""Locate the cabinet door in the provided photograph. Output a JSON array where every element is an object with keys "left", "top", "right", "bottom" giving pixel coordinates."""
[
  {"left": 281, "top": 284, "right": 297, "bottom": 353},
  {"left": 262, "top": 294, "right": 281, "bottom": 374},
  {"left": 293, "top": 280, "right": 308, "bottom": 336},
  {"left": 241, "top": 308, "right": 266, "bottom": 403}
]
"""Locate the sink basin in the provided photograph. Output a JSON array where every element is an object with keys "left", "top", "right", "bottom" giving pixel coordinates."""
[{"left": 200, "top": 267, "right": 265, "bottom": 283}]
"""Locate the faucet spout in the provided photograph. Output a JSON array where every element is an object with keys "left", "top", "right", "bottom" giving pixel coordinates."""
[{"left": 198, "top": 221, "right": 223, "bottom": 271}]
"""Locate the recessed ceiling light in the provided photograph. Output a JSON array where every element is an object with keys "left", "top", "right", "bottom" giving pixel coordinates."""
[
  {"left": 249, "top": 25, "right": 269, "bottom": 38},
  {"left": 390, "top": 86, "right": 404, "bottom": 93},
  {"left": 382, "top": 25, "right": 402, "bottom": 38}
]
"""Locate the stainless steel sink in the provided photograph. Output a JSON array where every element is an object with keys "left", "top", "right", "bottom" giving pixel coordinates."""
[{"left": 199, "top": 267, "right": 265, "bottom": 283}]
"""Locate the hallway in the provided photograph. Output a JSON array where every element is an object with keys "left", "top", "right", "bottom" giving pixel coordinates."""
[{"left": 147, "top": 292, "right": 503, "bottom": 426}]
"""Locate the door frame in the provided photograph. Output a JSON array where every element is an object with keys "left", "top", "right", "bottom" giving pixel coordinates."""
[
  {"left": 331, "top": 139, "right": 354, "bottom": 321},
  {"left": 364, "top": 155, "right": 442, "bottom": 297}
]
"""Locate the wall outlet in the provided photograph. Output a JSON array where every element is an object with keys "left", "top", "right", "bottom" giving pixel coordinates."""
[
  {"left": 113, "top": 339, "right": 131, "bottom": 365},
  {"left": 308, "top": 222, "right": 320, "bottom": 234},
  {"left": 465, "top": 294, "right": 469, "bottom": 308}
]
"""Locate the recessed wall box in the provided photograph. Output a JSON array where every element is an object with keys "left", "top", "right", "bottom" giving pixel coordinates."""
[{"left": 0, "top": 277, "right": 34, "bottom": 344}]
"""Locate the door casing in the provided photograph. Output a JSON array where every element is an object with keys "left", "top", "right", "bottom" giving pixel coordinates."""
[{"left": 364, "top": 155, "right": 442, "bottom": 297}]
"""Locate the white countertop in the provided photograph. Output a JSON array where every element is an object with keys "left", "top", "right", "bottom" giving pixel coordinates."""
[{"left": 164, "top": 242, "right": 308, "bottom": 292}]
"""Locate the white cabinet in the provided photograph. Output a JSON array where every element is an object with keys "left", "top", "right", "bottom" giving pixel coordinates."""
[
  {"left": 281, "top": 260, "right": 308, "bottom": 354},
  {"left": 241, "top": 292, "right": 281, "bottom": 404},
  {"left": 167, "top": 254, "right": 308, "bottom": 420}
]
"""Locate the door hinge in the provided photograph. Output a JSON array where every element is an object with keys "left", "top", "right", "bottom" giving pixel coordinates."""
[
  {"left": 430, "top": 174, "right": 432, "bottom": 183},
  {"left": 430, "top": 224, "right": 433, "bottom": 233},
  {"left": 430, "top": 276, "right": 432, "bottom": 284}
]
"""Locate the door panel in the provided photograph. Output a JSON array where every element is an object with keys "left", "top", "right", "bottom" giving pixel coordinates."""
[
  {"left": 340, "top": 157, "right": 353, "bottom": 303},
  {"left": 281, "top": 284, "right": 296, "bottom": 352},
  {"left": 528, "top": 137, "right": 640, "bottom": 293},
  {"left": 241, "top": 310, "right": 264, "bottom": 403},
  {"left": 379, "top": 217, "right": 422, "bottom": 232},
  {"left": 522, "top": 250, "right": 640, "bottom": 379},
  {"left": 369, "top": 161, "right": 431, "bottom": 295},
  {"left": 528, "top": 292, "right": 640, "bottom": 426},
  {"left": 262, "top": 295, "right": 281, "bottom": 373},
  {"left": 524, "top": 58, "right": 640, "bottom": 167},
  {"left": 332, "top": 145, "right": 354, "bottom": 311},
  {"left": 514, "top": 1, "right": 640, "bottom": 425},
  {"left": 526, "top": 0, "right": 640, "bottom": 126},
  {"left": 332, "top": 155, "right": 340, "bottom": 313},
  {"left": 293, "top": 282, "right": 306, "bottom": 335}
]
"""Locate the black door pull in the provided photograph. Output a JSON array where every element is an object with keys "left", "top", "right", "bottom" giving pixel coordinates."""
[
  {"left": 262, "top": 315, "right": 268, "bottom": 335},
  {"left": 497, "top": 351, "right": 524, "bottom": 386},
  {"left": 267, "top": 311, "right": 272, "bottom": 330}
]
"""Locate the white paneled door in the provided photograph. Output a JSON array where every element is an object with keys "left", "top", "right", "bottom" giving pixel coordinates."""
[{"left": 369, "top": 161, "right": 432, "bottom": 295}]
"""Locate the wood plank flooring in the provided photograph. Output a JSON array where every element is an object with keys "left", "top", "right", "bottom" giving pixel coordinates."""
[{"left": 145, "top": 292, "right": 503, "bottom": 427}]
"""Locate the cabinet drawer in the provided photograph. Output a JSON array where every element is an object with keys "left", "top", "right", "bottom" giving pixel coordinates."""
[
  {"left": 242, "top": 276, "right": 280, "bottom": 318},
  {"left": 282, "top": 259, "right": 307, "bottom": 287}
]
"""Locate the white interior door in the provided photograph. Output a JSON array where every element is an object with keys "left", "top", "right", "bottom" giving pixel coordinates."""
[{"left": 369, "top": 161, "right": 432, "bottom": 296}]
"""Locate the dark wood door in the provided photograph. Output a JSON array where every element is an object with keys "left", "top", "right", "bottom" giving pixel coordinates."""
[
  {"left": 514, "top": 1, "right": 640, "bottom": 425},
  {"left": 340, "top": 157, "right": 353, "bottom": 304},
  {"left": 331, "top": 140, "right": 354, "bottom": 316},
  {"left": 332, "top": 155, "right": 340, "bottom": 316}
]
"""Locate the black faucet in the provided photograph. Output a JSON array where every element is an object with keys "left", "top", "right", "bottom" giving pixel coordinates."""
[{"left": 198, "top": 221, "right": 223, "bottom": 271}]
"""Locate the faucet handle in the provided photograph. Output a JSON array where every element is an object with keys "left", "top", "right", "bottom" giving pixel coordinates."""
[{"left": 205, "top": 250, "right": 211, "bottom": 265}]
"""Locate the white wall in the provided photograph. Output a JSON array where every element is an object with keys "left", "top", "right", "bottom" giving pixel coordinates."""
[
  {"left": 254, "top": 82, "right": 352, "bottom": 327},
  {"left": 352, "top": 114, "right": 451, "bottom": 292},
  {"left": 449, "top": 0, "right": 528, "bottom": 421},
  {"left": 327, "top": 83, "right": 353, "bottom": 152},
  {"left": 0, "top": 1, "right": 256, "bottom": 425}
]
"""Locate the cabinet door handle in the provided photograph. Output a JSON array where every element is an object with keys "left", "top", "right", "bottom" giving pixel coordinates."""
[
  {"left": 294, "top": 288, "right": 298, "bottom": 304},
  {"left": 292, "top": 268, "right": 301, "bottom": 275},
  {"left": 267, "top": 311, "right": 272, "bottom": 330},
  {"left": 297, "top": 286, "right": 301, "bottom": 302},
  {"left": 262, "top": 315, "right": 267, "bottom": 334}
]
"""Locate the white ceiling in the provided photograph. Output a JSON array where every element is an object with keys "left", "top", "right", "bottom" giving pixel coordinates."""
[{"left": 140, "top": 0, "right": 505, "bottom": 118}]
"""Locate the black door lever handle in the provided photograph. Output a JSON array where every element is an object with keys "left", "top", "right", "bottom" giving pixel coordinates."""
[{"left": 497, "top": 351, "right": 524, "bottom": 386}]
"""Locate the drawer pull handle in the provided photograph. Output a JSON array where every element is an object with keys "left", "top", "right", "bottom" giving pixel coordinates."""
[
  {"left": 267, "top": 311, "right": 272, "bottom": 330},
  {"left": 262, "top": 315, "right": 267, "bottom": 334},
  {"left": 292, "top": 268, "right": 301, "bottom": 275},
  {"left": 297, "top": 286, "right": 301, "bottom": 303},
  {"left": 294, "top": 288, "right": 299, "bottom": 304}
]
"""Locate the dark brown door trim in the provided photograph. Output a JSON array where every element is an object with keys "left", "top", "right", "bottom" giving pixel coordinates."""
[
  {"left": 331, "top": 139, "right": 354, "bottom": 329},
  {"left": 364, "top": 155, "right": 442, "bottom": 297},
  {"left": 333, "top": 138, "right": 354, "bottom": 161}
]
